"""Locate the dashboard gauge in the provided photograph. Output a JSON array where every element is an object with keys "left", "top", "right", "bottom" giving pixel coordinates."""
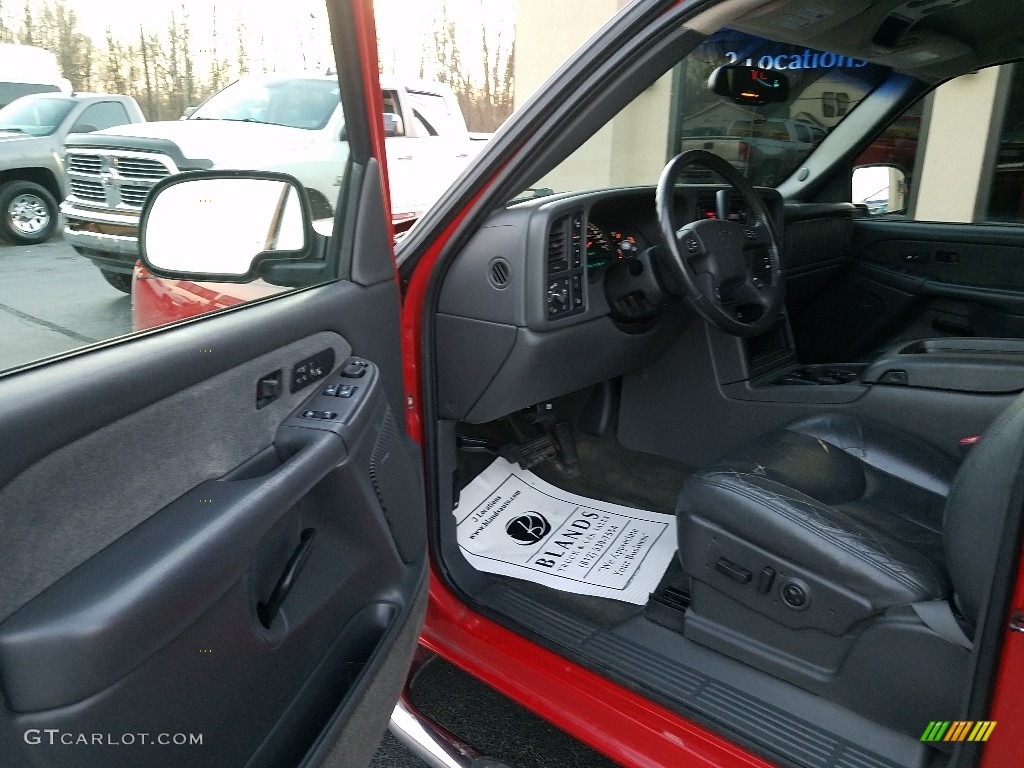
[
  {"left": 586, "top": 222, "right": 614, "bottom": 268},
  {"left": 609, "top": 229, "right": 640, "bottom": 258}
]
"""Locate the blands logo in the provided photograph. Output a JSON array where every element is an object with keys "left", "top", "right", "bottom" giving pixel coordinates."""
[{"left": 920, "top": 721, "right": 996, "bottom": 743}]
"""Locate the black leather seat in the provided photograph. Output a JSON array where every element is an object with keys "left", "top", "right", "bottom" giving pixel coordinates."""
[{"left": 675, "top": 398, "right": 1024, "bottom": 735}]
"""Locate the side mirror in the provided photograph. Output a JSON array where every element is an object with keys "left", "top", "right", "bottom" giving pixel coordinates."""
[
  {"left": 140, "top": 172, "right": 316, "bottom": 282},
  {"left": 383, "top": 112, "right": 404, "bottom": 137},
  {"left": 181, "top": 106, "right": 198, "bottom": 120},
  {"left": 709, "top": 65, "right": 789, "bottom": 106},
  {"left": 853, "top": 164, "right": 908, "bottom": 215}
]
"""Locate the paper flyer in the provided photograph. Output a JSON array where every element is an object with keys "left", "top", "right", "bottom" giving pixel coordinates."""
[{"left": 455, "top": 458, "right": 677, "bottom": 605}]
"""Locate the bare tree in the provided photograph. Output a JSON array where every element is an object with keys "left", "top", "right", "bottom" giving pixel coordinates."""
[
  {"left": 139, "top": 26, "right": 156, "bottom": 118},
  {"left": 236, "top": 18, "right": 249, "bottom": 77},
  {"left": 424, "top": 0, "right": 515, "bottom": 132},
  {"left": 0, "top": 1, "right": 12, "bottom": 43},
  {"left": 17, "top": 0, "right": 32, "bottom": 45}
]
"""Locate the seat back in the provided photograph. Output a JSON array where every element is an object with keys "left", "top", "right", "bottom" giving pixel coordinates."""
[{"left": 944, "top": 392, "right": 1024, "bottom": 630}]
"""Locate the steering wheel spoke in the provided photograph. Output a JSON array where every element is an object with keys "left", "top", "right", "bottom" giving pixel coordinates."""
[
  {"left": 656, "top": 149, "right": 784, "bottom": 338},
  {"left": 743, "top": 220, "right": 774, "bottom": 250},
  {"left": 728, "top": 273, "right": 771, "bottom": 308}
]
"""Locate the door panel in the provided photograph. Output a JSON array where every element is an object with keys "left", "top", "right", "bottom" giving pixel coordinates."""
[
  {"left": 854, "top": 219, "right": 1024, "bottom": 291},
  {"left": 0, "top": 283, "right": 427, "bottom": 767},
  {"left": 790, "top": 218, "right": 1024, "bottom": 361},
  {"left": 782, "top": 203, "right": 856, "bottom": 315}
]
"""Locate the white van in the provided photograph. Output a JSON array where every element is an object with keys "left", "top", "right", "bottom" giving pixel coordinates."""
[{"left": 0, "top": 43, "right": 72, "bottom": 108}]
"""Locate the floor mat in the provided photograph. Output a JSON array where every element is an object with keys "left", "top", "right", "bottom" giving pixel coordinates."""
[{"left": 456, "top": 457, "right": 678, "bottom": 605}]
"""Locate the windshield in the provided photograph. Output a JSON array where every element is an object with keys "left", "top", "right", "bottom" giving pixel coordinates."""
[
  {"left": 190, "top": 77, "right": 341, "bottom": 130},
  {"left": 675, "top": 29, "right": 889, "bottom": 186},
  {"left": 517, "top": 28, "right": 891, "bottom": 198},
  {"left": 0, "top": 96, "right": 75, "bottom": 136},
  {"left": 0, "top": 83, "right": 62, "bottom": 110}
]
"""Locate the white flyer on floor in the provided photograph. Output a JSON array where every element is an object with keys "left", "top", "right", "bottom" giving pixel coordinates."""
[{"left": 455, "top": 457, "right": 677, "bottom": 605}]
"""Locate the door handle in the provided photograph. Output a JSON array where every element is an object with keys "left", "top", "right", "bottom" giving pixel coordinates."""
[
  {"left": 257, "top": 527, "right": 317, "bottom": 628},
  {"left": 396, "top": 155, "right": 414, "bottom": 161}
]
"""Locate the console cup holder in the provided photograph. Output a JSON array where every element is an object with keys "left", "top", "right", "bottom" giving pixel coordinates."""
[{"left": 772, "top": 363, "right": 866, "bottom": 386}]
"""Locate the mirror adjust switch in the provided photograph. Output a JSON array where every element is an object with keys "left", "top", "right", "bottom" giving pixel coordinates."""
[
  {"left": 341, "top": 360, "right": 368, "bottom": 378},
  {"left": 302, "top": 410, "right": 337, "bottom": 420}
]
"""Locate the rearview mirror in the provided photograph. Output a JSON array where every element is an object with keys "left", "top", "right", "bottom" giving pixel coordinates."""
[
  {"left": 140, "top": 172, "right": 313, "bottom": 281},
  {"left": 709, "top": 65, "right": 790, "bottom": 106}
]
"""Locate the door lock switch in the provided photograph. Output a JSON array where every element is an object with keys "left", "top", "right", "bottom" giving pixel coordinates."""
[{"left": 256, "top": 369, "right": 283, "bottom": 410}]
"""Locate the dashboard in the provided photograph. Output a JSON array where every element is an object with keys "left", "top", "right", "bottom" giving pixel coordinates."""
[{"left": 435, "top": 185, "right": 784, "bottom": 423}]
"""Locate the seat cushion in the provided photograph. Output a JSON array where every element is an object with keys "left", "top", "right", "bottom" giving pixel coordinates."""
[{"left": 677, "top": 413, "right": 959, "bottom": 609}]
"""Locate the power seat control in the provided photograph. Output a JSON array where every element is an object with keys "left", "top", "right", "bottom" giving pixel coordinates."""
[
  {"left": 756, "top": 567, "right": 776, "bottom": 594},
  {"left": 715, "top": 557, "right": 752, "bottom": 584},
  {"left": 780, "top": 579, "right": 810, "bottom": 610}
]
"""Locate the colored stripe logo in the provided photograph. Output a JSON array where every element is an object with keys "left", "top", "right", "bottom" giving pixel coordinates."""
[{"left": 921, "top": 721, "right": 997, "bottom": 742}]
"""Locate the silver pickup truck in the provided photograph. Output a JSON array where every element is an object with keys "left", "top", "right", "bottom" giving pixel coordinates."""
[
  {"left": 679, "top": 117, "right": 826, "bottom": 186},
  {"left": 0, "top": 93, "right": 144, "bottom": 247}
]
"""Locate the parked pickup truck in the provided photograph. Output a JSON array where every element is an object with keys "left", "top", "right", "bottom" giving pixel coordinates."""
[
  {"left": 0, "top": 92, "right": 144, "bottom": 245},
  {"left": 61, "top": 73, "right": 486, "bottom": 292},
  {"left": 679, "top": 117, "right": 825, "bottom": 186}
]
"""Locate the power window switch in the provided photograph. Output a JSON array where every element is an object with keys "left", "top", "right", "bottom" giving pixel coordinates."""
[
  {"left": 338, "top": 385, "right": 356, "bottom": 398},
  {"left": 302, "top": 410, "right": 337, "bottom": 420},
  {"left": 323, "top": 384, "right": 340, "bottom": 396}
]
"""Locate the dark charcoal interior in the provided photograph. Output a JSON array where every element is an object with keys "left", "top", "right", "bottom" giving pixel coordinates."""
[
  {"left": 416, "top": 1, "right": 1024, "bottom": 765},
  {"left": 428, "top": 180, "right": 1024, "bottom": 768}
]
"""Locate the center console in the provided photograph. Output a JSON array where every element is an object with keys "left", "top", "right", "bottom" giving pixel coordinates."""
[
  {"left": 707, "top": 316, "right": 1024, "bottom": 404},
  {"left": 706, "top": 316, "right": 870, "bottom": 404},
  {"left": 860, "top": 338, "right": 1024, "bottom": 394}
]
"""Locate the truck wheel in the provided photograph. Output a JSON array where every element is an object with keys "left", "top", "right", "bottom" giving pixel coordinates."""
[
  {"left": 0, "top": 181, "right": 58, "bottom": 245},
  {"left": 100, "top": 269, "right": 133, "bottom": 294}
]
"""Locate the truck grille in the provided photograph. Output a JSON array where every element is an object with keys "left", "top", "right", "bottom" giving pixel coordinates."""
[
  {"left": 67, "top": 155, "right": 102, "bottom": 174},
  {"left": 65, "top": 150, "right": 178, "bottom": 211},
  {"left": 116, "top": 157, "right": 172, "bottom": 180},
  {"left": 119, "top": 186, "right": 151, "bottom": 207},
  {"left": 69, "top": 179, "right": 105, "bottom": 203}
]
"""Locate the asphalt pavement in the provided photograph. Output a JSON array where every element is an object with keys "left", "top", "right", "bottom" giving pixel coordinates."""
[{"left": 0, "top": 234, "right": 131, "bottom": 372}]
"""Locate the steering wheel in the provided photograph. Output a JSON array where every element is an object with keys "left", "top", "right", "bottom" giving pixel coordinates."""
[{"left": 656, "top": 150, "right": 784, "bottom": 337}]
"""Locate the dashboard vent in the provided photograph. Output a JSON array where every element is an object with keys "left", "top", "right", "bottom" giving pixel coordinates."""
[
  {"left": 488, "top": 258, "right": 511, "bottom": 289},
  {"left": 545, "top": 211, "right": 585, "bottom": 320},
  {"left": 547, "top": 217, "right": 568, "bottom": 274}
]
